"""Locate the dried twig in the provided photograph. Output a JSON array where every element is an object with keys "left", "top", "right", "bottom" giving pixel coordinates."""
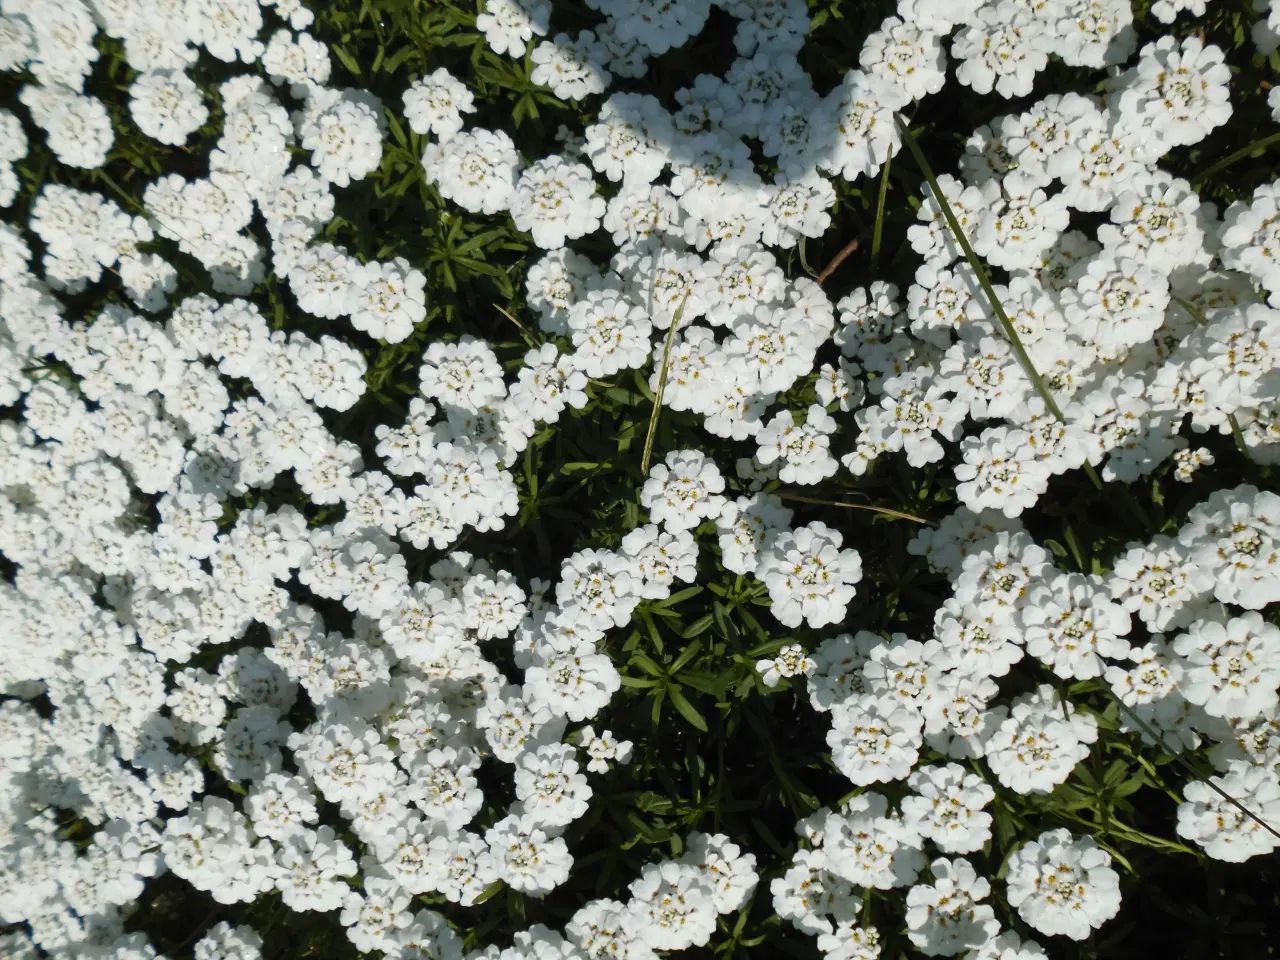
[{"left": 815, "top": 235, "right": 862, "bottom": 285}]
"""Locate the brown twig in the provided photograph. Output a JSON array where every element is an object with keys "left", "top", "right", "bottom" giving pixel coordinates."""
[
  {"left": 775, "top": 490, "right": 930, "bottom": 524},
  {"left": 815, "top": 235, "right": 862, "bottom": 285}
]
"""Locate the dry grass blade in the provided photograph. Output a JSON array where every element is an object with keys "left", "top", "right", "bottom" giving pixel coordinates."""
[
  {"left": 893, "top": 114, "right": 1105, "bottom": 494},
  {"left": 775, "top": 490, "right": 930, "bottom": 524},
  {"left": 640, "top": 289, "right": 692, "bottom": 476},
  {"left": 493, "top": 303, "right": 538, "bottom": 347}
]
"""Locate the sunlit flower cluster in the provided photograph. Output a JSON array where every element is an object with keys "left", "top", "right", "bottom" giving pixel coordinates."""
[{"left": 3, "top": 0, "right": 1280, "bottom": 959}]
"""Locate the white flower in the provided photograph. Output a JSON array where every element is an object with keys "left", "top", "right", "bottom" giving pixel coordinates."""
[
  {"left": 129, "top": 69, "right": 208, "bottom": 146},
  {"left": 531, "top": 31, "right": 611, "bottom": 101},
  {"left": 984, "top": 685, "right": 1098, "bottom": 795},
  {"left": 952, "top": 3, "right": 1050, "bottom": 99},
  {"left": 513, "top": 742, "right": 592, "bottom": 828},
  {"left": 418, "top": 336, "right": 506, "bottom": 412},
  {"left": 1114, "top": 36, "right": 1232, "bottom": 151},
  {"left": 1022, "top": 572, "right": 1132, "bottom": 680},
  {"left": 19, "top": 84, "right": 114, "bottom": 169},
  {"left": 274, "top": 826, "right": 358, "bottom": 913},
  {"left": 757, "top": 521, "right": 863, "bottom": 630},
  {"left": 1096, "top": 172, "right": 1211, "bottom": 274},
  {"left": 578, "top": 726, "right": 634, "bottom": 773},
  {"left": 1005, "top": 829, "right": 1121, "bottom": 941},
  {"left": 715, "top": 493, "right": 793, "bottom": 576},
  {"left": 901, "top": 764, "right": 995, "bottom": 855},
  {"left": 1105, "top": 639, "right": 1183, "bottom": 707},
  {"left": 350, "top": 257, "right": 427, "bottom": 344},
  {"left": 1171, "top": 612, "right": 1280, "bottom": 720},
  {"left": 510, "top": 343, "right": 589, "bottom": 421},
  {"left": 757, "top": 644, "right": 817, "bottom": 687},
  {"left": 973, "top": 175, "right": 1070, "bottom": 271},
  {"left": 1177, "top": 761, "right": 1280, "bottom": 861},
  {"left": 1221, "top": 182, "right": 1280, "bottom": 299},
  {"left": 599, "top": 0, "right": 712, "bottom": 55},
  {"left": 620, "top": 523, "right": 699, "bottom": 600},
  {"left": 568, "top": 290, "right": 652, "bottom": 377},
  {"left": 755, "top": 405, "right": 839, "bottom": 485},
  {"left": 827, "top": 695, "right": 924, "bottom": 786},
  {"left": 1179, "top": 485, "right": 1280, "bottom": 609},
  {"left": 629, "top": 861, "right": 718, "bottom": 951},
  {"left": 525, "top": 632, "right": 621, "bottom": 722},
  {"left": 819, "top": 72, "right": 899, "bottom": 181},
  {"left": 640, "top": 449, "right": 727, "bottom": 532},
  {"left": 1059, "top": 254, "right": 1169, "bottom": 355},
  {"left": 476, "top": 0, "right": 551, "bottom": 57},
  {"left": 296, "top": 88, "right": 385, "bottom": 188},
  {"left": 483, "top": 814, "right": 573, "bottom": 895},
  {"left": 860, "top": 16, "right": 946, "bottom": 108},
  {"left": 511, "top": 155, "right": 606, "bottom": 249},
  {"left": 1106, "top": 534, "right": 1213, "bottom": 631},
  {"left": 555, "top": 547, "right": 640, "bottom": 630},
  {"left": 584, "top": 92, "right": 674, "bottom": 184},
  {"left": 424, "top": 127, "right": 521, "bottom": 215},
  {"left": 954, "top": 427, "right": 1052, "bottom": 519},
  {"left": 403, "top": 67, "right": 475, "bottom": 141},
  {"left": 905, "top": 857, "right": 999, "bottom": 956},
  {"left": 823, "top": 793, "right": 925, "bottom": 889}
]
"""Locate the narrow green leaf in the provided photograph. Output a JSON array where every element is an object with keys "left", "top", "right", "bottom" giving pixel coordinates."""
[
  {"left": 670, "top": 638, "right": 703, "bottom": 673},
  {"left": 332, "top": 45, "right": 362, "bottom": 76},
  {"left": 668, "top": 684, "right": 708, "bottom": 732},
  {"left": 679, "top": 615, "right": 714, "bottom": 641},
  {"left": 654, "top": 586, "right": 703, "bottom": 609}
]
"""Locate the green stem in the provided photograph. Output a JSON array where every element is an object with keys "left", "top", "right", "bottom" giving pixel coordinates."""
[
  {"left": 1113, "top": 696, "right": 1280, "bottom": 843},
  {"left": 1192, "top": 131, "right": 1280, "bottom": 187},
  {"left": 91, "top": 168, "right": 145, "bottom": 215},
  {"left": 895, "top": 115, "right": 1105, "bottom": 492}
]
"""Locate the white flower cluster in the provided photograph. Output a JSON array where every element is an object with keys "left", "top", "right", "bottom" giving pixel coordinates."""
[
  {"left": 5, "top": 0, "right": 1280, "bottom": 955},
  {"left": 0, "top": 1, "right": 738, "bottom": 958}
]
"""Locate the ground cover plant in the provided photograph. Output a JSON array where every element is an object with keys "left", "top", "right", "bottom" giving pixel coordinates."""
[{"left": 3, "top": 0, "right": 1280, "bottom": 958}]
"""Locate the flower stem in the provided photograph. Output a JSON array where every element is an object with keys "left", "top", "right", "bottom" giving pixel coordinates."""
[
  {"left": 1112, "top": 696, "right": 1280, "bottom": 843},
  {"left": 1191, "top": 131, "right": 1280, "bottom": 187}
]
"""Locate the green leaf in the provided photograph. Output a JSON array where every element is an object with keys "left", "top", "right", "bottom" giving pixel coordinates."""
[
  {"left": 654, "top": 585, "right": 703, "bottom": 609},
  {"left": 1113, "top": 777, "right": 1147, "bottom": 799},
  {"left": 668, "top": 684, "right": 708, "bottom": 732},
  {"left": 679, "top": 670, "right": 729, "bottom": 697},
  {"left": 620, "top": 675, "right": 659, "bottom": 689},
  {"left": 679, "top": 615, "right": 714, "bottom": 640},
  {"left": 670, "top": 638, "right": 703, "bottom": 673},
  {"left": 560, "top": 461, "right": 610, "bottom": 474},
  {"left": 472, "top": 880, "right": 505, "bottom": 905},
  {"left": 332, "top": 45, "right": 362, "bottom": 76},
  {"left": 380, "top": 44, "right": 419, "bottom": 76},
  {"left": 630, "top": 651, "right": 665, "bottom": 677}
]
